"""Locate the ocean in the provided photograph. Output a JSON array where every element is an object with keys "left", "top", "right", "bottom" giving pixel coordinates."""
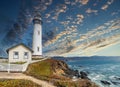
[
  {"left": 55, "top": 56, "right": 120, "bottom": 87},
  {"left": 64, "top": 56, "right": 120, "bottom": 87}
]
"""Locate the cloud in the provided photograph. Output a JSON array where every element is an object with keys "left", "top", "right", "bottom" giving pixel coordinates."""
[
  {"left": 60, "top": 18, "right": 120, "bottom": 56},
  {"left": 43, "top": 25, "right": 79, "bottom": 56},
  {"left": 44, "top": 30, "right": 68, "bottom": 46},
  {"left": 60, "top": 14, "right": 84, "bottom": 26},
  {"left": 29, "top": 0, "right": 119, "bottom": 57},
  {"left": 45, "top": 13, "right": 51, "bottom": 18},
  {"left": 64, "top": 0, "right": 89, "bottom": 6},
  {"left": 76, "top": 14, "right": 84, "bottom": 24},
  {"left": 43, "top": 35, "right": 75, "bottom": 56},
  {"left": 60, "top": 21, "right": 70, "bottom": 26},
  {"left": 101, "top": 0, "right": 114, "bottom": 10},
  {"left": 79, "top": 0, "right": 89, "bottom": 5},
  {"left": 32, "top": 0, "right": 53, "bottom": 12},
  {"left": 64, "top": 0, "right": 71, "bottom": 5},
  {"left": 43, "top": 18, "right": 120, "bottom": 56},
  {"left": 66, "top": 16, "right": 73, "bottom": 20},
  {"left": 111, "top": 10, "right": 120, "bottom": 16},
  {"left": 52, "top": 4, "right": 67, "bottom": 20},
  {"left": 61, "top": 34, "right": 120, "bottom": 57},
  {"left": 45, "top": 0, "right": 52, "bottom": 5},
  {"left": 44, "top": 25, "right": 78, "bottom": 47},
  {"left": 86, "top": 8, "right": 98, "bottom": 14},
  {"left": 107, "top": 0, "right": 114, "bottom": 5},
  {"left": 101, "top": 5, "right": 108, "bottom": 10},
  {"left": 60, "top": 14, "right": 84, "bottom": 27},
  {"left": 75, "top": 0, "right": 89, "bottom": 5},
  {"left": 46, "top": 20, "right": 51, "bottom": 23}
]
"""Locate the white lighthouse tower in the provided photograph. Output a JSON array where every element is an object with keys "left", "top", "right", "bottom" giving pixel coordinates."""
[{"left": 32, "top": 13, "right": 42, "bottom": 58}]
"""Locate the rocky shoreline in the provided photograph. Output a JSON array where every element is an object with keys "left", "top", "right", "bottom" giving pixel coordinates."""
[
  {"left": 51, "top": 58, "right": 92, "bottom": 80},
  {"left": 63, "top": 59, "right": 120, "bottom": 87},
  {"left": 25, "top": 58, "right": 99, "bottom": 87}
]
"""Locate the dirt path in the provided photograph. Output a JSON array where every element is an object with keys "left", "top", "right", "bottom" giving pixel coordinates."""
[{"left": 0, "top": 72, "right": 56, "bottom": 87}]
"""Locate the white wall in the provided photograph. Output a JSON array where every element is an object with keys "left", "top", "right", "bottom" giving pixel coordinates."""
[
  {"left": 8, "top": 45, "right": 32, "bottom": 62},
  {"left": 32, "top": 23, "right": 42, "bottom": 56}
]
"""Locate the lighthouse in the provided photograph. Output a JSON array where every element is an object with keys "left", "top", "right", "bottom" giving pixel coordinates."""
[{"left": 32, "top": 13, "right": 42, "bottom": 58}]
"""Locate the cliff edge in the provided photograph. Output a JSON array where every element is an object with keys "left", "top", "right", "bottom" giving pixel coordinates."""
[{"left": 25, "top": 58, "right": 98, "bottom": 87}]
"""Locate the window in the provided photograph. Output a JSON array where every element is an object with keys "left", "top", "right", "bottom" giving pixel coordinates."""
[
  {"left": 38, "top": 31, "right": 40, "bottom": 35},
  {"left": 37, "top": 47, "right": 39, "bottom": 52},
  {"left": 24, "top": 52, "right": 29, "bottom": 59},
  {"left": 13, "top": 52, "right": 19, "bottom": 59}
]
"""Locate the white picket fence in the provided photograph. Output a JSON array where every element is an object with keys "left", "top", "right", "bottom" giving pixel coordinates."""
[
  {"left": 0, "top": 58, "right": 48, "bottom": 72},
  {"left": 0, "top": 62, "right": 29, "bottom": 72}
]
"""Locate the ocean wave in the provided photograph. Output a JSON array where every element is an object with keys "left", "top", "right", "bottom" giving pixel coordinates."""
[{"left": 67, "top": 57, "right": 120, "bottom": 87}]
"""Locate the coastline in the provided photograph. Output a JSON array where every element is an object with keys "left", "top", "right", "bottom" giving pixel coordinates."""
[
  {"left": 0, "top": 58, "right": 99, "bottom": 87},
  {"left": 25, "top": 58, "right": 99, "bottom": 87},
  {"left": 64, "top": 56, "right": 120, "bottom": 87}
]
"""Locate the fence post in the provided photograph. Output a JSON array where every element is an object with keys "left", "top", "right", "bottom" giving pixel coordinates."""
[{"left": 8, "top": 62, "right": 10, "bottom": 73}]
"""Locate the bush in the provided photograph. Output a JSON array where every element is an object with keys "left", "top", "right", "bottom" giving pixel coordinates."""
[
  {"left": 0, "top": 79, "right": 41, "bottom": 87},
  {"left": 54, "top": 80, "right": 98, "bottom": 87},
  {"left": 25, "top": 59, "right": 99, "bottom": 87}
]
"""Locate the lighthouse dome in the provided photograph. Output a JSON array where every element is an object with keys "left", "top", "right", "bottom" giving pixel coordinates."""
[{"left": 33, "top": 13, "right": 42, "bottom": 24}]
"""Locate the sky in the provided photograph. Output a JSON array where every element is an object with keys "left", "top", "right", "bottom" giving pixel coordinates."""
[{"left": 0, "top": 0, "right": 120, "bottom": 57}]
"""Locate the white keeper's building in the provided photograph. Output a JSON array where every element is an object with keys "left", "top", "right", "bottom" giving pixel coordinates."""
[{"left": 6, "top": 13, "right": 43, "bottom": 62}]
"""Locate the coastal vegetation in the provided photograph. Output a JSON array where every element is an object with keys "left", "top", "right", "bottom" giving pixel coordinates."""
[
  {"left": 54, "top": 79, "right": 98, "bottom": 87},
  {"left": 25, "top": 59, "right": 68, "bottom": 81},
  {"left": 0, "top": 79, "right": 41, "bottom": 87},
  {"left": 10, "top": 61, "right": 26, "bottom": 64},
  {"left": 25, "top": 58, "right": 98, "bottom": 87},
  {"left": 32, "top": 57, "right": 44, "bottom": 60}
]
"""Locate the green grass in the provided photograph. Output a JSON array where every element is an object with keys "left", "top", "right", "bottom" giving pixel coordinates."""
[
  {"left": 10, "top": 61, "right": 26, "bottom": 64},
  {"left": 25, "top": 59, "right": 53, "bottom": 80},
  {"left": 54, "top": 80, "right": 98, "bottom": 87},
  {"left": 25, "top": 59, "right": 99, "bottom": 87},
  {"left": 32, "top": 58, "right": 44, "bottom": 60},
  {"left": 0, "top": 79, "right": 41, "bottom": 87}
]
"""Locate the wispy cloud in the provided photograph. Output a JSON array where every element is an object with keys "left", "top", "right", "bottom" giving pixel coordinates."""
[
  {"left": 101, "top": 0, "right": 114, "bottom": 10},
  {"left": 76, "top": 14, "right": 84, "bottom": 24},
  {"left": 61, "top": 34, "right": 120, "bottom": 57},
  {"left": 79, "top": 0, "right": 89, "bottom": 5},
  {"left": 101, "top": 5, "right": 108, "bottom": 10},
  {"left": 45, "top": 13, "right": 51, "bottom": 18},
  {"left": 60, "top": 14, "right": 84, "bottom": 26},
  {"left": 44, "top": 25, "right": 78, "bottom": 47},
  {"left": 64, "top": 0, "right": 89, "bottom": 6},
  {"left": 64, "top": 0, "right": 71, "bottom": 5},
  {"left": 52, "top": 4, "right": 67, "bottom": 20},
  {"left": 86, "top": 8, "right": 98, "bottom": 14},
  {"left": 111, "top": 10, "right": 120, "bottom": 16},
  {"left": 54, "top": 18, "right": 120, "bottom": 56},
  {"left": 33, "top": 0, "right": 53, "bottom": 12},
  {"left": 45, "top": 0, "right": 52, "bottom": 5},
  {"left": 60, "top": 21, "right": 70, "bottom": 26}
]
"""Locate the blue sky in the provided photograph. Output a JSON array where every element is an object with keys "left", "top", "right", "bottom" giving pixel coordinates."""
[{"left": 0, "top": 0, "right": 120, "bottom": 57}]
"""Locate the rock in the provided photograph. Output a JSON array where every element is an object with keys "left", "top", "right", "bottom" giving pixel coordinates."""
[
  {"left": 74, "top": 70, "right": 80, "bottom": 78},
  {"left": 75, "top": 74, "right": 81, "bottom": 78},
  {"left": 114, "top": 77, "right": 120, "bottom": 80},
  {"left": 80, "top": 71, "right": 88, "bottom": 77},
  {"left": 80, "top": 71, "right": 90, "bottom": 80},
  {"left": 78, "top": 65, "right": 83, "bottom": 67},
  {"left": 111, "top": 81, "right": 120, "bottom": 85},
  {"left": 101, "top": 80, "right": 111, "bottom": 85},
  {"left": 85, "top": 71, "right": 90, "bottom": 74},
  {"left": 72, "top": 76, "right": 78, "bottom": 81}
]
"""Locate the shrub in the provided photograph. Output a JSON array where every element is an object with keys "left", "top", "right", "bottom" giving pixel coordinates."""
[{"left": 0, "top": 79, "right": 41, "bottom": 87}]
